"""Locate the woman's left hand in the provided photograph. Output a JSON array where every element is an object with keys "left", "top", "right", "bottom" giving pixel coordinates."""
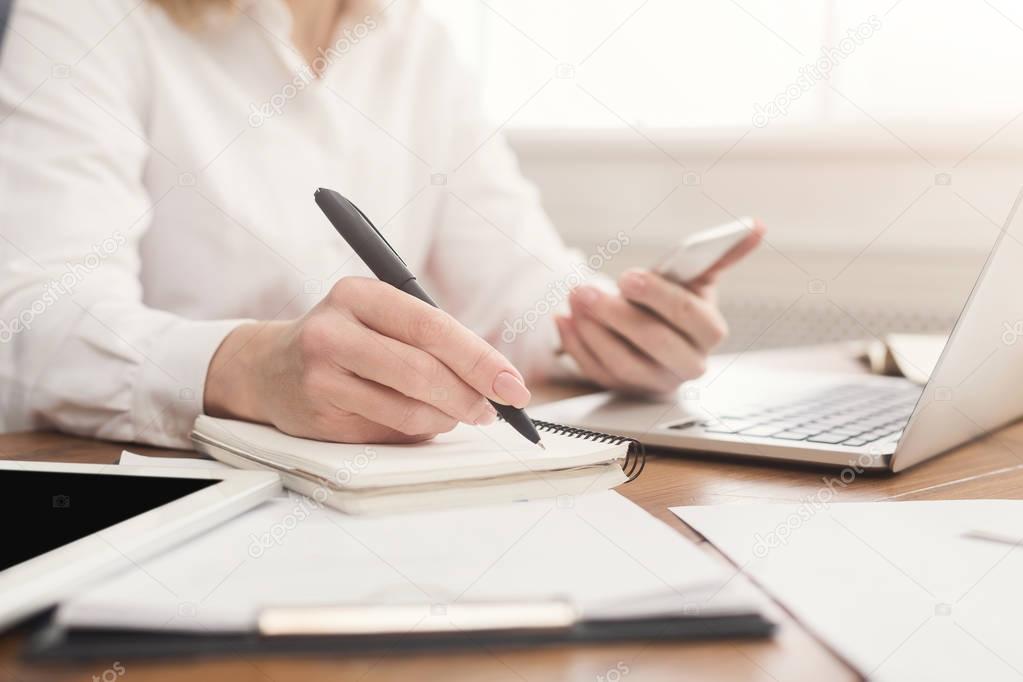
[{"left": 555, "top": 221, "right": 765, "bottom": 394}]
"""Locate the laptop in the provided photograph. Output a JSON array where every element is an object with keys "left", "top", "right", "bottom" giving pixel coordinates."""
[{"left": 536, "top": 186, "right": 1023, "bottom": 472}]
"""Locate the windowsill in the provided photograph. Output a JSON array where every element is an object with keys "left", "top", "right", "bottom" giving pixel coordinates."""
[
  {"left": 506, "top": 121, "right": 1023, "bottom": 161},
  {"left": 506, "top": 119, "right": 1022, "bottom": 260}
]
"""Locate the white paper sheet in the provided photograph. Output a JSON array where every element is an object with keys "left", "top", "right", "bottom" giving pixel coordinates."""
[
  {"left": 672, "top": 500, "right": 1023, "bottom": 682},
  {"left": 59, "top": 491, "right": 763, "bottom": 632},
  {"left": 119, "top": 451, "right": 231, "bottom": 470},
  {"left": 118, "top": 451, "right": 297, "bottom": 499}
]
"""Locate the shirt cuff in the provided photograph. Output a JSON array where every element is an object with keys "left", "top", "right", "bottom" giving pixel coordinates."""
[{"left": 133, "top": 318, "right": 249, "bottom": 448}]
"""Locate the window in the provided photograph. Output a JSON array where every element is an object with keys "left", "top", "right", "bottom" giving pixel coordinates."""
[{"left": 423, "top": 0, "right": 1023, "bottom": 130}]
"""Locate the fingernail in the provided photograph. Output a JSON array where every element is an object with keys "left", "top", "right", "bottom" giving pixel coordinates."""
[
  {"left": 621, "top": 271, "right": 646, "bottom": 293},
  {"left": 575, "top": 286, "right": 599, "bottom": 306},
  {"left": 493, "top": 370, "right": 531, "bottom": 408},
  {"left": 474, "top": 404, "right": 498, "bottom": 426}
]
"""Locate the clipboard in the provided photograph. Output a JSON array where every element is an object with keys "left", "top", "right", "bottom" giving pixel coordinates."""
[{"left": 25, "top": 601, "right": 775, "bottom": 661}]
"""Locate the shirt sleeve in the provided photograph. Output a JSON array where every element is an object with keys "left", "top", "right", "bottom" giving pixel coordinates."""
[
  {"left": 0, "top": 1, "right": 244, "bottom": 447},
  {"left": 420, "top": 21, "right": 616, "bottom": 382}
]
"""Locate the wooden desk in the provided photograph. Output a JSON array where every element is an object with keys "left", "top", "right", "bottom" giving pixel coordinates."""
[{"left": 3, "top": 345, "right": 1022, "bottom": 682}]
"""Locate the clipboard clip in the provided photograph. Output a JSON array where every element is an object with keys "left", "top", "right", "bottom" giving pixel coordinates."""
[{"left": 258, "top": 600, "right": 578, "bottom": 636}]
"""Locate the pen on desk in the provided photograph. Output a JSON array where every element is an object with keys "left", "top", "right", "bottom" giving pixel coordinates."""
[
  {"left": 314, "top": 187, "right": 545, "bottom": 449},
  {"left": 963, "top": 530, "right": 1023, "bottom": 547}
]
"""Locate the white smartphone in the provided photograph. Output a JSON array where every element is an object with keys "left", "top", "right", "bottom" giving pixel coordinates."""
[{"left": 654, "top": 217, "right": 755, "bottom": 284}]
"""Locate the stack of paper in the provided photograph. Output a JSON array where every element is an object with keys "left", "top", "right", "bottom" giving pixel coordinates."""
[
  {"left": 56, "top": 484, "right": 765, "bottom": 633},
  {"left": 862, "top": 333, "right": 947, "bottom": 384}
]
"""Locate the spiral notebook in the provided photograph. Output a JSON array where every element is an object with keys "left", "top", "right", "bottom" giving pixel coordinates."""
[{"left": 191, "top": 415, "right": 644, "bottom": 514}]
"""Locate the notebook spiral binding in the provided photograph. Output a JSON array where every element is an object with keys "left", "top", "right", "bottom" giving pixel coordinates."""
[{"left": 533, "top": 420, "right": 646, "bottom": 482}]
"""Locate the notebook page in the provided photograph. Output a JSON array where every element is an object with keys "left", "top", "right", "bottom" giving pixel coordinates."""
[{"left": 193, "top": 416, "right": 629, "bottom": 490}]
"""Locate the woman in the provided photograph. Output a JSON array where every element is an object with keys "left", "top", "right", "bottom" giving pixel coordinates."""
[{"left": 0, "top": 0, "right": 762, "bottom": 447}]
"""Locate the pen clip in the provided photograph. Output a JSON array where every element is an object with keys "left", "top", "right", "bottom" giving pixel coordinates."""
[{"left": 346, "top": 197, "right": 408, "bottom": 269}]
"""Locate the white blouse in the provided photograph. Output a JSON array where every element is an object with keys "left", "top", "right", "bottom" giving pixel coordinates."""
[{"left": 0, "top": 0, "right": 585, "bottom": 447}]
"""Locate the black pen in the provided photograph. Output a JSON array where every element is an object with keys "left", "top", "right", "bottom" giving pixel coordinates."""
[{"left": 314, "top": 187, "right": 544, "bottom": 449}]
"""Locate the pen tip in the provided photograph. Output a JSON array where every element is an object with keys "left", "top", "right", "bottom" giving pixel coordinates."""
[{"left": 537, "top": 440, "right": 546, "bottom": 451}]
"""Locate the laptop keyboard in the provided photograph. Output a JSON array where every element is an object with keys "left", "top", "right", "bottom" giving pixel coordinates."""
[{"left": 675, "top": 382, "right": 922, "bottom": 447}]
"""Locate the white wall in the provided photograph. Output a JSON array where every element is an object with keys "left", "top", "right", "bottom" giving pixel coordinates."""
[{"left": 510, "top": 123, "right": 1023, "bottom": 350}]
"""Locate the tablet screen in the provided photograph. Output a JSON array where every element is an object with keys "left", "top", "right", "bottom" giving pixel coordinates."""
[{"left": 2, "top": 470, "right": 218, "bottom": 571}]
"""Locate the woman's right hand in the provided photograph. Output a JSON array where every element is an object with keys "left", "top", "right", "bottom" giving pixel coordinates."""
[{"left": 203, "top": 277, "right": 532, "bottom": 443}]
